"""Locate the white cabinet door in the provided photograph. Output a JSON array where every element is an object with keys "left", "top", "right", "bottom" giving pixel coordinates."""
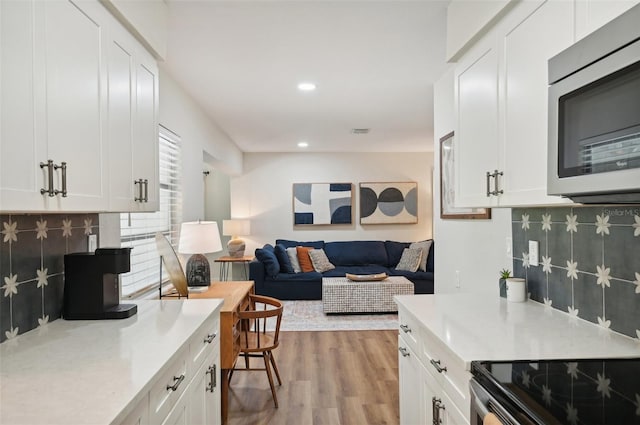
[
  {"left": 575, "top": 0, "right": 640, "bottom": 41},
  {"left": 188, "top": 348, "right": 221, "bottom": 425},
  {"left": 106, "top": 26, "right": 159, "bottom": 212},
  {"left": 398, "top": 336, "right": 425, "bottom": 425},
  {"left": 37, "top": 0, "right": 109, "bottom": 211},
  {"left": 0, "top": 0, "right": 46, "bottom": 210},
  {"left": 454, "top": 37, "right": 500, "bottom": 209},
  {"left": 499, "top": 0, "right": 574, "bottom": 207},
  {"left": 132, "top": 51, "right": 159, "bottom": 211}
]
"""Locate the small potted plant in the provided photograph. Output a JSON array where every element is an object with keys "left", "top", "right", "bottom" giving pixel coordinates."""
[{"left": 499, "top": 269, "right": 511, "bottom": 298}]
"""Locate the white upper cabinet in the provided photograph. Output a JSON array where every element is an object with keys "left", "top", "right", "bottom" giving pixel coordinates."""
[
  {"left": 0, "top": 0, "right": 158, "bottom": 213},
  {"left": 575, "top": 0, "right": 640, "bottom": 41},
  {"left": 454, "top": 1, "right": 579, "bottom": 208}
]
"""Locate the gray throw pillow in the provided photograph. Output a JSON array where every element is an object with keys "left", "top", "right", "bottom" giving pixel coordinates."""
[
  {"left": 410, "top": 240, "right": 433, "bottom": 272},
  {"left": 308, "top": 248, "right": 335, "bottom": 273},
  {"left": 396, "top": 248, "right": 422, "bottom": 272},
  {"left": 286, "top": 247, "right": 302, "bottom": 273}
]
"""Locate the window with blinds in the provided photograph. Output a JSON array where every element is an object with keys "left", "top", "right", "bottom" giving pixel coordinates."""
[{"left": 120, "top": 126, "right": 182, "bottom": 298}]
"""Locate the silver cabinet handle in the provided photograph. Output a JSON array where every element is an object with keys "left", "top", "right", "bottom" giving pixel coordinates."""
[
  {"left": 400, "top": 324, "right": 411, "bottom": 333},
  {"left": 493, "top": 169, "right": 504, "bottom": 196},
  {"left": 40, "top": 160, "right": 55, "bottom": 197},
  {"left": 204, "top": 333, "right": 217, "bottom": 344},
  {"left": 432, "top": 397, "right": 445, "bottom": 424},
  {"left": 430, "top": 359, "right": 447, "bottom": 373},
  {"left": 398, "top": 347, "right": 410, "bottom": 357},
  {"left": 134, "top": 179, "right": 143, "bottom": 202},
  {"left": 54, "top": 162, "right": 67, "bottom": 197},
  {"left": 166, "top": 374, "right": 185, "bottom": 391},
  {"left": 486, "top": 171, "right": 492, "bottom": 197},
  {"left": 206, "top": 364, "right": 217, "bottom": 392},
  {"left": 143, "top": 179, "right": 148, "bottom": 202}
]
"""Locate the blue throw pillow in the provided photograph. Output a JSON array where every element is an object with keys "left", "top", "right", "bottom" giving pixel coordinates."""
[
  {"left": 255, "top": 245, "right": 280, "bottom": 278},
  {"left": 274, "top": 244, "right": 294, "bottom": 273}
]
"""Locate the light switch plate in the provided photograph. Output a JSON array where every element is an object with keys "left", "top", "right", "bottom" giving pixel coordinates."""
[
  {"left": 528, "top": 240, "right": 539, "bottom": 266},
  {"left": 88, "top": 234, "right": 98, "bottom": 252}
]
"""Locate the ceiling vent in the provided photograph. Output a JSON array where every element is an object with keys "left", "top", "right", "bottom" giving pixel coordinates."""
[{"left": 351, "top": 128, "right": 370, "bottom": 134}]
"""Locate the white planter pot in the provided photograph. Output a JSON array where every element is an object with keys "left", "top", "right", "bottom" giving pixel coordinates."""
[{"left": 506, "top": 278, "right": 526, "bottom": 302}]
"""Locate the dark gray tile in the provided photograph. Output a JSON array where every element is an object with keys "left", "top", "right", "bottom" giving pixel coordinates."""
[
  {"left": 548, "top": 206, "right": 572, "bottom": 222},
  {"left": 0, "top": 288, "right": 9, "bottom": 343},
  {"left": 10, "top": 232, "right": 42, "bottom": 284},
  {"left": 573, "top": 227, "right": 603, "bottom": 274},
  {"left": 574, "top": 205, "right": 604, "bottom": 225},
  {"left": 547, "top": 222, "right": 572, "bottom": 268},
  {"left": 11, "top": 280, "right": 40, "bottom": 338},
  {"left": 574, "top": 273, "right": 603, "bottom": 325},
  {"left": 513, "top": 258, "right": 527, "bottom": 281},
  {"left": 526, "top": 265, "right": 545, "bottom": 302},
  {"left": 605, "top": 279, "right": 640, "bottom": 339},
  {"left": 605, "top": 226, "right": 640, "bottom": 282},
  {"left": 44, "top": 274, "right": 64, "bottom": 321},
  {"left": 548, "top": 272, "right": 572, "bottom": 313},
  {"left": 601, "top": 205, "right": 640, "bottom": 225},
  {"left": 512, "top": 208, "right": 527, "bottom": 222}
]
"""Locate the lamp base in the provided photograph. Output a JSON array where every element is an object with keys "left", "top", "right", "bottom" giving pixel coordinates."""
[
  {"left": 185, "top": 253, "right": 210, "bottom": 286},
  {"left": 227, "top": 238, "right": 245, "bottom": 258}
]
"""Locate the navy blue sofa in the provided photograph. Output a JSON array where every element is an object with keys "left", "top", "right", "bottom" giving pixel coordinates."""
[{"left": 249, "top": 239, "right": 434, "bottom": 300}]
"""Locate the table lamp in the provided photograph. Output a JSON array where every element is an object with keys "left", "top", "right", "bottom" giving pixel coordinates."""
[
  {"left": 222, "top": 219, "right": 250, "bottom": 257},
  {"left": 178, "top": 221, "right": 222, "bottom": 286}
]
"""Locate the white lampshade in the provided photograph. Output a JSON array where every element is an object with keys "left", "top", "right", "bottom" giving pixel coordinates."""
[
  {"left": 178, "top": 221, "right": 222, "bottom": 254},
  {"left": 222, "top": 219, "right": 250, "bottom": 237}
]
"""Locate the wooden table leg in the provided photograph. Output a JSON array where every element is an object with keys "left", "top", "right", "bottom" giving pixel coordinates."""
[{"left": 221, "top": 368, "right": 230, "bottom": 424}]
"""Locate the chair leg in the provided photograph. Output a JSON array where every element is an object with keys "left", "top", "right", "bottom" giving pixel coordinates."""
[
  {"left": 268, "top": 350, "right": 282, "bottom": 386},
  {"left": 263, "top": 352, "right": 279, "bottom": 408}
]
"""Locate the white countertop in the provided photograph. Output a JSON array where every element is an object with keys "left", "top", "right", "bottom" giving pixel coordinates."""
[
  {"left": 0, "top": 299, "right": 223, "bottom": 425},
  {"left": 395, "top": 294, "right": 640, "bottom": 368}
]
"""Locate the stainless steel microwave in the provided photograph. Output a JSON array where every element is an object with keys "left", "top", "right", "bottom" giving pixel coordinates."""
[{"left": 548, "top": 4, "right": 640, "bottom": 203}]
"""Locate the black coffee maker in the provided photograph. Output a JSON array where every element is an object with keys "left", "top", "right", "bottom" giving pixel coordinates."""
[{"left": 63, "top": 247, "right": 137, "bottom": 320}]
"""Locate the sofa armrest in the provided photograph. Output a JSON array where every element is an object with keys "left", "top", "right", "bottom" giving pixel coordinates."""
[{"left": 249, "top": 259, "right": 266, "bottom": 292}]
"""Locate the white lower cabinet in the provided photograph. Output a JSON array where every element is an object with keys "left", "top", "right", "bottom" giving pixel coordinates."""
[
  {"left": 115, "top": 317, "right": 221, "bottom": 425},
  {"left": 399, "top": 309, "right": 471, "bottom": 425}
]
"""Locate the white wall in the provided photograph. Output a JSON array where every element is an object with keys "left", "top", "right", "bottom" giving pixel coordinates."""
[
  {"left": 432, "top": 68, "right": 511, "bottom": 295},
  {"left": 230, "top": 152, "right": 433, "bottom": 254},
  {"left": 158, "top": 68, "right": 243, "bottom": 222}
]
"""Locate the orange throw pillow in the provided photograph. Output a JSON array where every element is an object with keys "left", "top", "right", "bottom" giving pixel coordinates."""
[{"left": 296, "top": 246, "right": 315, "bottom": 273}]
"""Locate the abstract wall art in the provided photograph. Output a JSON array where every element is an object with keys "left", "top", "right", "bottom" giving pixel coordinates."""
[
  {"left": 293, "top": 183, "right": 353, "bottom": 225},
  {"left": 359, "top": 182, "right": 418, "bottom": 224}
]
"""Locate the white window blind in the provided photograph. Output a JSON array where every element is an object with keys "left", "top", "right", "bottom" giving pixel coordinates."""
[{"left": 120, "top": 126, "right": 182, "bottom": 298}]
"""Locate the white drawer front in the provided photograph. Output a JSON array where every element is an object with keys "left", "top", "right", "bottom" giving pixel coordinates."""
[
  {"left": 398, "top": 309, "right": 421, "bottom": 356},
  {"left": 150, "top": 346, "right": 189, "bottom": 424},
  {"left": 190, "top": 317, "right": 219, "bottom": 375}
]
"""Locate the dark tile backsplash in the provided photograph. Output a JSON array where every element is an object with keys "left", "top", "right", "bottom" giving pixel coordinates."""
[
  {"left": 0, "top": 213, "right": 98, "bottom": 343},
  {"left": 512, "top": 206, "right": 640, "bottom": 339}
]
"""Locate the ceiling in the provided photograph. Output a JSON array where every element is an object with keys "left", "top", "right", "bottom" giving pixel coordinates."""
[{"left": 163, "top": 1, "right": 450, "bottom": 153}]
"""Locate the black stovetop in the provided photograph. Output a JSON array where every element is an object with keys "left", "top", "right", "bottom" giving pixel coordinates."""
[{"left": 472, "top": 358, "right": 640, "bottom": 425}]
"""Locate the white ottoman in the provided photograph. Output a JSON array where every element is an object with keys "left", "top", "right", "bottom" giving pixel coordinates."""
[{"left": 322, "top": 276, "right": 414, "bottom": 314}]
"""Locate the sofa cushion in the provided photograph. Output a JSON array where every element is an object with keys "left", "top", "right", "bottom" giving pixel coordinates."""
[
  {"left": 410, "top": 240, "right": 433, "bottom": 272},
  {"left": 286, "top": 247, "right": 302, "bottom": 273},
  {"left": 324, "top": 241, "right": 388, "bottom": 266},
  {"left": 276, "top": 239, "right": 324, "bottom": 249},
  {"left": 296, "top": 246, "right": 315, "bottom": 272},
  {"left": 389, "top": 269, "right": 434, "bottom": 282},
  {"left": 385, "top": 241, "right": 410, "bottom": 267},
  {"left": 274, "top": 244, "right": 294, "bottom": 273},
  {"left": 255, "top": 244, "right": 280, "bottom": 277},
  {"left": 308, "top": 249, "right": 335, "bottom": 273},
  {"left": 322, "top": 265, "right": 391, "bottom": 277},
  {"left": 396, "top": 248, "right": 422, "bottom": 272}
]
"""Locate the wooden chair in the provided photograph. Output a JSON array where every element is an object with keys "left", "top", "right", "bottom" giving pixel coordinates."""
[{"left": 231, "top": 294, "right": 284, "bottom": 407}]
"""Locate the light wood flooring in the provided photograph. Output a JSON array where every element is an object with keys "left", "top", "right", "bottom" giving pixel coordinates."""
[{"left": 227, "top": 330, "right": 399, "bottom": 425}]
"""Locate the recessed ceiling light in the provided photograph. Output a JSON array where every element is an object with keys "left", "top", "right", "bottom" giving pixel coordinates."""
[
  {"left": 297, "top": 141, "right": 309, "bottom": 148},
  {"left": 351, "top": 128, "right": 370, "bottom": 134},
  {"left": 297, "top": 82, "right": 316, "bottom": 92}
]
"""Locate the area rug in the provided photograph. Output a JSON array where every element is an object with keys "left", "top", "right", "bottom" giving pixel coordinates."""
[{"left": 278, "top": 300, "right": 399, "bottom": 331}]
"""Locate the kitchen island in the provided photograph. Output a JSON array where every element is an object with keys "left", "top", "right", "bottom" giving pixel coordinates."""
[
  {"left": 395, "top": 293, "right": 640, "bottom": 424},
  {"left": 0, "top": 299, "right": 223, "bottom": 425}
]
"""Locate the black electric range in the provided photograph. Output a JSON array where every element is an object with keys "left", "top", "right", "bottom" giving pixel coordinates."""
[{"left": 471, "top": 358, "right": 640, "bottom": 425}]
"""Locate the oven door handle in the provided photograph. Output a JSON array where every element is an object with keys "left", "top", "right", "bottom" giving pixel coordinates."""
[{"left": 469, "top": 379, "right": 491, "bottom": 418}]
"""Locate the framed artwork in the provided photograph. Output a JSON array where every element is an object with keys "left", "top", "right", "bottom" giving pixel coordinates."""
[
  {"left": 440, "top": 131, "right": 491, "bottom": 219},
  {"left": 293, "top": 183, "right": 353, "bottom": 225},
  {"left": 359, "top": 182, "right": 418, "bottom": 224}
]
